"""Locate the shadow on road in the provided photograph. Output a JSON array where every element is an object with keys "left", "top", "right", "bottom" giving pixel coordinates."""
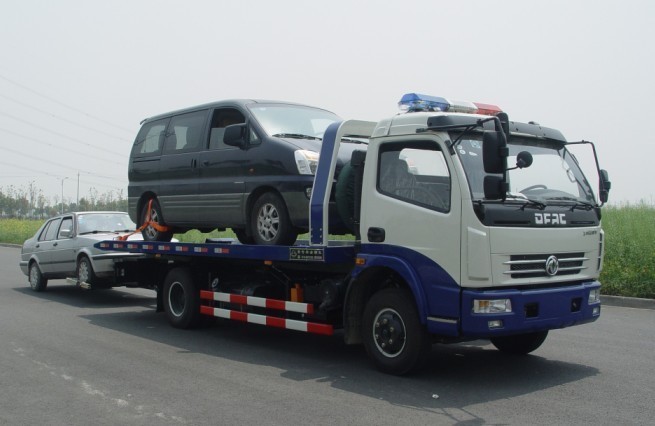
[
  {"left": 12, "top": 281, "right": 156, "bottom": 309},
  {"left": 70, "top": 303, "right": 599, "bottom": 417}
]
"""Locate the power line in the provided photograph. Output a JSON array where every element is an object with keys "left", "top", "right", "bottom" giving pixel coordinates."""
[
  {"left": 0, "top": 73, "right": 134, "bottom": 134},
  {"left": 0, "top": 127, "right": 125, "bottom": 166},
  {"left": 0, "top": 93, "right": 132, "bottom": 142},
  {"left": 0, "top": 110, "right": 126, "bottom": 158}
]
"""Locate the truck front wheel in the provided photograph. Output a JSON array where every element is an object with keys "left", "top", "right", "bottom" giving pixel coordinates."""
[
  {"left": 362, "top": 288, "right": 430, "bottom": 375},
  {"left": 490, "top": 330, "right": 548, "bottom": 354},
  {"left": 163, "top": 267, "right": 202, "bottom": 329}
]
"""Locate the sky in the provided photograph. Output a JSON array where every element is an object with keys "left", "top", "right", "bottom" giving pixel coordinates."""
[{"left": 1, "top": 0, "right": 653, "bottom": 206}]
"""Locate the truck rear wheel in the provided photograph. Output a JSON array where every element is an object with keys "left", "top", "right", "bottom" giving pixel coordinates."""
[
  {"left": 163, "top": 267, "right": 202, "bottom": 329},
  {"left": 362, "top": 288, "right": 430, "bottom": 375},
  {"left": 490, "top": 331, "right": 548, "bottom": 354}
]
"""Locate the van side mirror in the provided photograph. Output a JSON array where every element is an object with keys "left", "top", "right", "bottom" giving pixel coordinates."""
[
  {"left": 599, "top": 169, "right": 611, "bottom": 203},
  {"left": 224, "top": 124, "right": 249, "bottom": 148},
  {"left": 482, "top": 130, "right": 508, "bottom": 173}
]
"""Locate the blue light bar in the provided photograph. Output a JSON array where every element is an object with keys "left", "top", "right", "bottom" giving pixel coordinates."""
[{"left": 398, "top": 93, "right": 450, "bottom": 112}]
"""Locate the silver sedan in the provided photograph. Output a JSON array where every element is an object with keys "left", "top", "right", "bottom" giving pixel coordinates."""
[{"left": 19, "top": 211, "right": 143, "bottom": 291}]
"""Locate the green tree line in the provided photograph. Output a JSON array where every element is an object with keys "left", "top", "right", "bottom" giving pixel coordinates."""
[{"left": 0, "top": 183, "right": 127, "bottom": 218}]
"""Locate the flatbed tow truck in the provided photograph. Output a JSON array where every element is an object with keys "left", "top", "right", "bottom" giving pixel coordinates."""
[{"left": 98, "top": 94, "right": 611, "bottom": 374}]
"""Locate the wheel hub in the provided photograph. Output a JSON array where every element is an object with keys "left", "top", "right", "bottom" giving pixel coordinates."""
[
  {"left": 257, "top": 203, "right": 279, "bottom": 241},
  {"left": 373, "top": 308, "right": 406, "bottom": 358}
]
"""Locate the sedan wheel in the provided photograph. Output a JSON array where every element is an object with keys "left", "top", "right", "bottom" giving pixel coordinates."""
[
  {"left": 77, "top": 256, "right": 97, "bottom": 286},
  {"left": 28, "top": 263, "right": 48, "bottom": 292}
]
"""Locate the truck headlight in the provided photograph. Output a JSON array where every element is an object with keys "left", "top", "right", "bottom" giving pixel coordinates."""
[
  {"left": 588, "top": 288, "right": 601, "bottom": 304},
  {"left": 473, "top": 299, "right": 512, "bottom": 314},
  {"left": 295, "top": 150, "right": 319, "bottom": 175}
]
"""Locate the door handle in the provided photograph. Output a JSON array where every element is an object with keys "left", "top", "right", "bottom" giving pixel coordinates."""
[
  {"left": 191, "top": 159, "right": 197, "bottom": 168},
  {"left": 53, "top": 242, "right": 58, "bottom": 247},
  {"left": 367, "top": 227, "right": 385, "bottom": 243},
  {"left": 201, "top": 160, "right": 210, "bottom": 167}
]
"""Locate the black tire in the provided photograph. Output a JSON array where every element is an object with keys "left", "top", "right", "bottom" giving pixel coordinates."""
[
  {"left": 490, "top": 330, "right": 549, "bottom": 355},
  {"left": 28, "top": 262, "right": 48, "bottom": 292},
  {"left": 335, "top": 161, "right": 356, "bottom": 232},
  {"left": 163, "top": 267, "right": 202, "bottom": 329},
  {"left": 362, "top": 288, "right": 430, "bottom": 375},
  {"left": 141, "top": 198, "right": 173, "bottom": 242},
  {"left": 76, "top": 255, "right": 98, "bottom": 286},
  {"left": 250, "top": 192, "right": 297, "bottom": 245},
  {"left": 233, "top": 228, "right": 254, "bottom": 244}
]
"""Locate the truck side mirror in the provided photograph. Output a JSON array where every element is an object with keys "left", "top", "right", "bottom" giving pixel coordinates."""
[
  {"left": 515, "top": 151, "right": 533, "bottom": 169},
  {"left": 224, "top": 123, "right": 249, "bottom": 149},
  {"left": 482, "top": 130, "right": 508, "bottom": 174},
  {"left": 599, "top": 169, "right": 611, "bottom": 203},
  {"left": 484, "top": 175, "right": 508, "bottom": 200}
]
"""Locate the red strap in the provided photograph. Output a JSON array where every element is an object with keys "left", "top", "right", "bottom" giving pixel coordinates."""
[{"left": 117, "top": 199, "right": 171, "bottom": 241}]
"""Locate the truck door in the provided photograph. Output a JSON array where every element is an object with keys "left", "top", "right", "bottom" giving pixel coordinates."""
[{"left": 360, "top": 137, "right": 462, "bottom": 284}]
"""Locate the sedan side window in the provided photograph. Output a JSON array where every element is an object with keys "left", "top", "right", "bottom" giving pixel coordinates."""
[
  {"left": 43, "top": 218, "right": 62, "bottom": 241},
  {"left": 58, "top": 217, "right": 74, "bottom": 239}
]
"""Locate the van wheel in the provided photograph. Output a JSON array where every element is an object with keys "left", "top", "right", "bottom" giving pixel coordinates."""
[
  {"left": 250, "top": 192, "right": 297, "bottom": 245},
  {"left": 141, "top": 198, "right": 173, "bottom": 242}
]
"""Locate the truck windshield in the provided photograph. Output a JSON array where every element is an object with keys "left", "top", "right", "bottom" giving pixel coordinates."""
[
  {"left": 248, "top": 104, "right": 341, "bottom": 140},
  {"left": 455, "top": 135, "right": 597, "bottom": 205}
]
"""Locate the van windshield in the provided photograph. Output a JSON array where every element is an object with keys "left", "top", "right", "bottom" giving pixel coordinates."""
[{"left": 248, "top": 104, "right": 341, "bottom": 139}]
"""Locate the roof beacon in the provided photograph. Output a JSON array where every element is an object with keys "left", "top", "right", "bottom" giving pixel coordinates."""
[{"left": 398, "top": 93, "right": 503, "bottom": 116}]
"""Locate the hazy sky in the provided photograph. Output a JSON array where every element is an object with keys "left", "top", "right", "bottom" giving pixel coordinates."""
[{"left": 1, "top": 0, "right": 653, "bottom": 206}]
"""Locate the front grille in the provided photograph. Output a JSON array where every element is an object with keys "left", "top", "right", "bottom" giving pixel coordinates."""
[{"left": 504, "top": 252, "right": 587, "bottom": 279}]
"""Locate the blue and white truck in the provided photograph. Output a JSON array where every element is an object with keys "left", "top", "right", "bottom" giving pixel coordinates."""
[{"left": 99, "top": 94, "right": 611, "bottom": 374}]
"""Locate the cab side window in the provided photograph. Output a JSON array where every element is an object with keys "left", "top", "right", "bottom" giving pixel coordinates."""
[
  {"left": 133, "top": 119, "right": 168, "bottom": 156},
  {"left": 163, "top": 110, "right": 208, "bottom": 154},
  {"left": 378, "top": 142, "right": 451, "bottom": 212}
]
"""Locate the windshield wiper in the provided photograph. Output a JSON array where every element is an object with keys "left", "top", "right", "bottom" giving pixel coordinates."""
[
  {"left": 506, "top": 192, "right": 546, "bottom": 210},
  {"left": 546, "top": 196, "right": 595, "bottom": 211},
  {"left": 341, "top": 137, "right": 368, "bottom": 144},
  {"left": 272, "top": 133, "right": 322, "bottom": 141},
  {"left": 79, "top": 230, "right": 113, "bottom": 235}
]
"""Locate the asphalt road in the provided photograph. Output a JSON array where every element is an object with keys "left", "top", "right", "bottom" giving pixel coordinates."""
[{"left": 1, "top": 245, "right": 654, "bottom": 425}]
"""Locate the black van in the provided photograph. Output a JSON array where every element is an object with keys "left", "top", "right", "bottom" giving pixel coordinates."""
[{"left": 128, "top": 99, "right": 358, "bottom": 245}]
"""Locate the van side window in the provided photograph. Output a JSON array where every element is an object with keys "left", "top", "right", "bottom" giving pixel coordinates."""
[
  {"left": 209, "top": 108, "right": 246, "bottom": 150},
  {"left": 378, "top": 142, "right": 451, "bottom": 213},
  {"left": 134, "top": 119, "right": 168, "bottom": 156},
  {"left": 164, "top": 110, "right": 208, "bottom": 154}
]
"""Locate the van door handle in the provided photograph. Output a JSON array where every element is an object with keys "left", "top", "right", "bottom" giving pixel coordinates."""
[
  {"left": 191, "top": 159, "right": 197, "bottom": 168},
  {"left": 367, "top": 227, "right": 385, "bottom": 243}
]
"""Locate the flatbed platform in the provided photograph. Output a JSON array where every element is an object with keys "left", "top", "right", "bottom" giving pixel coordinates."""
[{"left": 95, "top": 239, "right": 357, "bottom": 264}]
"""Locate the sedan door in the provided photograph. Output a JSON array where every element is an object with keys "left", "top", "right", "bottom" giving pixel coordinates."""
[
  {"left": 48, "top": 216, "right": 78, "bottom": 276},
  {"left": 34, "top": 218, "right": 62, "bottom": 274}
]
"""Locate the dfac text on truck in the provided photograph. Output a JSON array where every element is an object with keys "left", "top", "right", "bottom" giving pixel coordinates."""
[{"left": 98, "top": 93, "right": 611, "bottom": 374}]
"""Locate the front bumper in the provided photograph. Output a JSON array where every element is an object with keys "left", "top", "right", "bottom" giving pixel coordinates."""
[{"left": 459, "top": 281, "right": 601, "bottom": 338}]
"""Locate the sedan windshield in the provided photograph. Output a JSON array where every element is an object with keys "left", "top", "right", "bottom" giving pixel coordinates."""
[
  {"left": 456, "top": 135, "right": 596, "bottom": 205},
  {"left": 77, "top": 213, "right": 136, "bottom": 234},
  {"left": 248, "top": 104, "right": 341, "bottom": 139}
]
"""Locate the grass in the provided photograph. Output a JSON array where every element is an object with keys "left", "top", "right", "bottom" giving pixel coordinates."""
[
  {"left": 599, "top": 204, "right": 655, "bottom": 299},
  {"left": 3, "top": 205, "right": 654, "bottom": 298}
]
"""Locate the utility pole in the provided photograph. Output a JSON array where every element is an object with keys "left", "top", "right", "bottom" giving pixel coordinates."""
[
  {"left": 60, "top": 177, "right": 69, "bottom": 214},
  {"left": 77, "top": 172, "right": 80, "bottom": 210}
]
